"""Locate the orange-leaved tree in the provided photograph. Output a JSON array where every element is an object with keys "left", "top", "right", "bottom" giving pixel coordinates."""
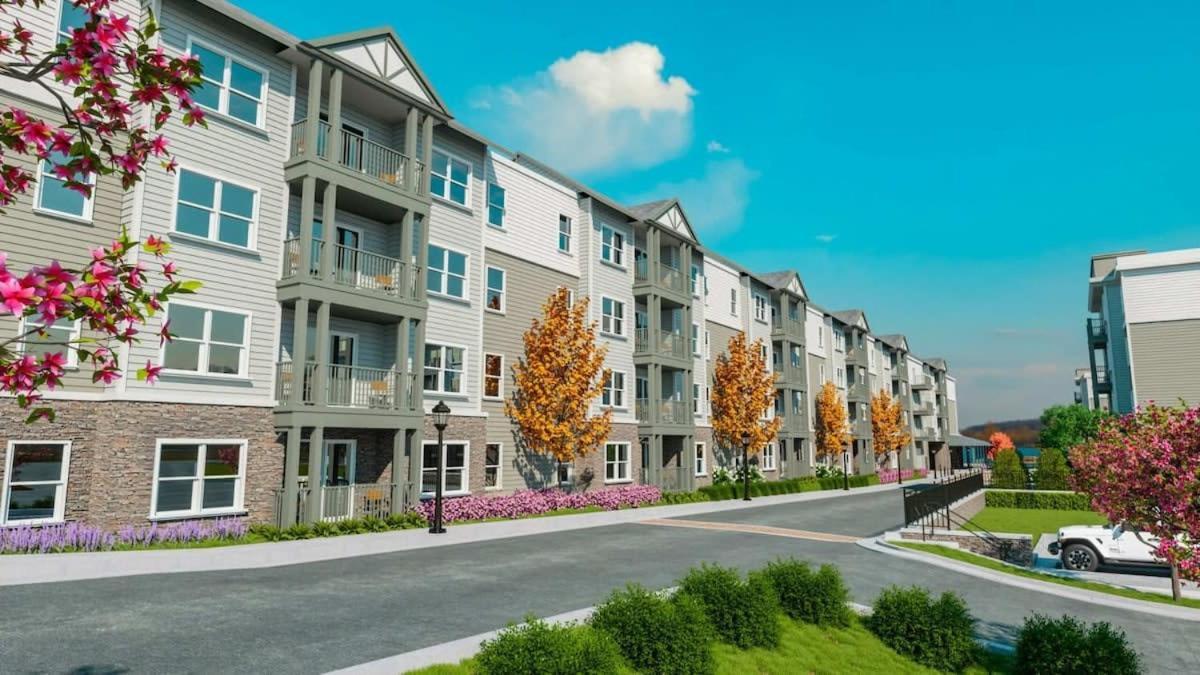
[
  {"left": 506, "top": 288, "right": 611, "bottom": 486},
  {"left": 871, "top": 389, "right": 912, "bottom": 471},
  {"left": 711, "top": 332, "right": 781, "bottom": 497},
  {"left": 987, "top": 431, "right": 1015, "bottom": 460},
  {"left": 815, "top": 381, "right": 851, "bottom": 465}
]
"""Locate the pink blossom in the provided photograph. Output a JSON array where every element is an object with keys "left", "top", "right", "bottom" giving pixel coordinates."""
[
  {"left": 142, "top": 360, "right": 163, "bottom": 384},
  {"left": 0, "top": 276, "right": 36, "bottom": 314}
]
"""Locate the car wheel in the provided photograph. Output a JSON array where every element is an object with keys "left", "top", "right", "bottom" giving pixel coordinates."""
[{"left": 1062, "top": 543, "right": 1100, "bottom": 572}]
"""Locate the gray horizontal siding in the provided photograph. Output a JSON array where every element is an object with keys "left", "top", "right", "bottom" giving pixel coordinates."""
[{"left": 1129, "top": 319, "right": 1200, "bottom": 408}]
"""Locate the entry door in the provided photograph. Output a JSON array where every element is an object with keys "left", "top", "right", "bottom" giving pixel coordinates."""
[
  {"left": 334, "top": 226, "right": 361, "bottom": 285},
  {"left": 320, "top": 440, "right": 357, "bottom": 520},
  {"left": 328, "top": 333, "right": 356, "bottom": 406}
]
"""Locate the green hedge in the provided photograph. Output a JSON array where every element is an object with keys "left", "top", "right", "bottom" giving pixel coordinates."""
[
  {"left": 697, "top": 474, "right": 879, "bottom": 501},
  {"left": 985, "top": 490, "right": 1092, "bottom": 511}
]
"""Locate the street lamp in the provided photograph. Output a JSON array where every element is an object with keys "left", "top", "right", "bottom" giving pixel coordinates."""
[
  {"left": 842, "top": 447, "right": 850, "bottom": 491},
  {"left": 740, "top": 431, "right": 752, "bottom": 501},
  {"left": 429, "top": 400, "right": 451, "bottom": 534}
]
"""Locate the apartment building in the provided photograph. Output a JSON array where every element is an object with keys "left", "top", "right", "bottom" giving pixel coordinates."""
[
  {"left": 0, "top": 0, "right": 961, "bottom": 530},
  {"left": 1072, "top": 368, "right": 1103, "bottom": 410},
  {"left": 1085, "top": 248, "right": 1200, "bottom": 414}
]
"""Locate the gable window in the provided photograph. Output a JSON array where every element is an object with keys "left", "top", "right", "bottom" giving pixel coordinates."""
[
  {"left": 605, "top": 443, "right": 631, "bottom": 483},
  {"left": 161, "top": 303, "right": 249, "bottom": 377},
  {"left": 729, "top": 289, "right": 738, "bottom": 316},
  {"left": 152, "top": 440, "right": 245, "bottom": 517},
  {"left": 484, "top": 443, "right": 502, "bottom": 490},
  {"left": 486, "top": 182, "right": 506, "bottom": 227},
  {"left": 558, "top": 215, "right": 572, "bottom": 252},
  {"left": 188, "top": 40, "right": 266, "bottom": 127},
  {"left": 2, "top": 441, "right": 71, "bottom": 524},
  {"left": 485, "top": 266, "right": 505, "bottom": 312},
  {"left": 601, "top": 297, "right": 624, "bottom": 336},
  {"left": 695, "top": 442, "right": 707, "bottom": 476},
  {"left": 762, "top": 443, "right": 777, "bottom": 471},
  {"left": 602, "top": 371, "right": 626, "bottom": 408},
  {"left": 753, "top": 294, "right": 768, "bottom": 322},
  {"left": 427, "top": 244, "right": 467, "bottom": 299},
  {"left": 174, "top": 169, "right": 256, "bottom": 249},
  {"left": 424, "top": 343, "right": 465, "bottom": 394},
  {"left": 483, "top": 353, "right": 503, "bottom": 399},
  {"left": 601, "top": 226, "right": 624, "bottom": 266},
  {"left": 35, "top": 152, "right": 94, "bottom": 220},
  {"left": 430, "top": 150, "right": 470, "bottom": 205},
  {"left": 421, "top": 441, "right": 468, "bottom": 495},
  {"left": 21, "top": 317, "right": 81, "bottom": 367}
]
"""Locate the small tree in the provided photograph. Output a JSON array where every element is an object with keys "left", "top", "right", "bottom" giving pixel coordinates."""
[
  {"left": 1071, "top": 404, "right": 1200, "bottom": 601},
  {"left": 1033, "top": 448, "right": 1070, "bottom": 490},
  {"left": 711, "top": 332, "right": 780, "bottom": 499},
  {"left": 871, "top": 390, "right": 911, "bottom": 476},
  {"left": 1039, "top": 403, "right": 1108, "bottom": 458},
  {"left": 506, "top": 288, "right": 611, "bottom": 487},
  {"left": 986, "top": 431, "right": 1015, "bottom": 460},
  {"left": 991, "top": 448, "right": 1026, "bottom": 489},
  {"left": 815, "top": 381, "right": 850, "bottom": 471}
]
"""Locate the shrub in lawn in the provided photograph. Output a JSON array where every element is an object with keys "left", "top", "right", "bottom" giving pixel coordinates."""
[
  {"left": 475, "top": 617, "right": 625, "bottom": 675},
  {"left": 984, "top": 490, "right": 1092, "bottom": 510},
  {"left": 590, "top": 584, "right": 715, "bottom": 675},
  {"left": 760, "top": 558, "right": 852, "bottom": 626},
  {"left": 1033, "top": 449, "right": 1071, "bottom": 491},
  {"left": 386, "top": 510, "right": 429, "bottom": 529},
  {"left": 657, "top": 491, "right": 713, "bottom": 505},
  {"left": 677, "top": 563, "right": 781, "bottom": 649},
  {"left": 1014, "top": 614, "right": 1139, "bottom": 675},
  {"left": 991, "top": 449, "right": 1027, "bottom": 489},
  {"left": 867, "top": 586, "right": 977, "bottom": 672}
]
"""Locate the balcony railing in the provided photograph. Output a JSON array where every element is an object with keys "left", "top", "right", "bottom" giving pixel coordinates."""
[
  {"left": 848, "top": 381, "right": 870, "bottom": 400},
  {"left": 850, "top": 419, "right": 871, "bottom": 436},
  {"left": 634, "top": 328, "right": 650, "bottom": 354},
  {"left": 290, "top": 119, "right": 426, "bottom": 195},
  {"left": 912, "top": 399, "right": 935, "bottom": 414},
  {"left": 658, "top": 465, "right": 690, "bottom": 493},
  {"left": 912, "top": 375, "right": 934, "bottom": 390},
  {"left": 276, "top": 362, "right": 419, "bottom": 412},
  {"left": 658, "top": 400, "right": 689, "bottom": 424},
  {"left": 1086, "top": 318, "right": 1107, "bottom": 343},
  {"left": 272, "top": 482, "right": 416, "bottom": 526},
  {"left": 635, "top": 398, "right": 650, "bottom": 423},
  {"left": 281, "top": 238, "right": 419, "bottom": 300},
  {"left": 772, "top": 317, "right": 804, "bottom": 337},
  {"left": 633, "top": 260, "right": 686, "bottom": 293},
  {"left": 658, "top": 330, "right": 688, "bottom": 359}
]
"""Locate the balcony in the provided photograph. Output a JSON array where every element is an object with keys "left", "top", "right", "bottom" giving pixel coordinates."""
[
  {"left": 1087, "top": 318, "right": 1107, "bottom": 345},
  {"left": 276, "top": 362, "right": 420, "bottom": 414},
  {"left": 846, "top": 344, "right": 869, "bottom": 365},
  {"left": 912, "top": 375, "right": 934, "bottom": 390},
  {"left": 636, "top": 399, "right": 690, "bottom": 425},
  {"left": 850, "top": 418, "right": 871, "bottom": 437},
  {"left": 912, "top": 399, "right": 935, "bottom": 415},
  {"left": 282, "top": 238, "right": 420, "bottom": 302},
  {"left": 847, "top": 381, "right": 870, "bottom": 401},
  {"left": 635, "top": 329, "right": 688, "bottom": 361},
  {"left": 771, "top": 317, "right": 805, "bottom": 339},
  {"left": 634, "top": 260, "right": 687, "bottom": 295},
  {"left": 289, "top": 119, "right": 426, "bottom": 200},
  {"left": 913, "top": 426, "right": 937, "bottom": 440},
  {"left": 1093, "top": 366, "right": 1112, "bottom": 392}
]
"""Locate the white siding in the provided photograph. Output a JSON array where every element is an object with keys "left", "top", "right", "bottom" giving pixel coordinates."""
[
  {"left": 483, "top": 154, "right": 582, "bottom": 279},
  {"left": 703, "top": 257, "right": 742, "bottom": 330},
  {"left": 585, "top": 202, "right": 636, "bottom": 425},
  {"left": 805, "top": 306, "right": 826, "bottom": 357},
  {"left": 1121, "top": 263, "right": 1200, "bottom": 324},
  {"left": 692, "top": 251, "right": 709, "bottom": 426}
]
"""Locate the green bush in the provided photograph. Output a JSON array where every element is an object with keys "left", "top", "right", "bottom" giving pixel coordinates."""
[
  {"left": 1015, "top": 614, "right": 1140, "bottom": 675},
  {"left": 658, "top": 491, "right": 713, "bottom": 505},
  {"left": 985, "top": 490, "right": 1092, "bottom": 510},
  {"left": 695, "top": 474, "right": 877, "bottom": 502},
  {"left": 991, "top": 449, "right": 1027, "bottom": 489},
  {"left": 476, "top": 618, "right": 626, "bottom": 675},
  {"left": 677, "top": 563, "right": 781, "bottom": 649},
  {"left": 711, "top": 467, "right": 734, "bottom": 485},
  {"left": 387, "top": 510, "right": 429, "bottom": 529},
  {"left": 866, "top": 586, "right": 977, "bottom": 672},
  {"left": 1033, "top": 448, "right": 1071, "bottom": 491},
  {"left": 590, "top": 584, "right": 715, "bottom": 675},
  {"left": 760, "top": 558, "right": 852, "bottom": 626}
]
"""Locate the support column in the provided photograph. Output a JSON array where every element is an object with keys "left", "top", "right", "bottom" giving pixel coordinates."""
[
  {"left": 304, "top": 59, "right": 323, "bottom": 158},
  {"left": 391, "top": 429, "right": 406, "bottom": 512},
  {"left": 282, "top": 425, "right": 302, "bottom": 526},
  {"left": 413, "top": 317, "right": 427, "bottom": 399},
  {"left": 298, "top": 177, "right": 317, "bottom": 278},
  {"left": 326, "top": 68, "right": 344, "bottom": 165},
  {"left": 420, "top": 113, "right": 435, "bottom": 176},
  {"left": 399, "top": 210, "right": 415, "bottom": 298},
  {"left": 396, "top": 317, "right": 410, "bottom": 409},
  {"left": 319, "top": 182, "right": 337, "bottom": 281},
  {"left": 408, "top": 427, "right": 426, "bottom": 501},
  {"left": 305, "top": 425, "right": 324, "bottom": 522},
  {"left": 313, "top": 301, "right": 331, "bottom": 406},
  {"left": 404, "top": 107, "right": 419, "bottom": 189},
  {"left": 292, "top": 298, "right": 310, "bottom": 376},
  {"left": 414, "top": 213, "right": 429, "bottom": 300}
]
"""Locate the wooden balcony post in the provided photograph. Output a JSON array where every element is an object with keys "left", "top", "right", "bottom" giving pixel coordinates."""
[
  {"left": 304, "top": 59, "right": 323, "bottom": 158},
  {"left": 326, "top": 68, "right": 344, "bottom": 165},
  {"left": 291, "top": 297, "right": 310, "bottom": 399},
  {"left": 399, "top": 210, "right": 414, "bottom": 297},
  {"left": 282, "top": 425, "right": 303, "bottom": 526},
  {"left": 396, "top": 317, "right": 410, "bottom": 406},
  {"left": 314, "top": 300, "right": 331, "bottom": 406},
  {"left": 298, "top": 176, "right": 317, "bottom": 278},
  {"left": 420, "top": 113, "right": 435, "bottom": 186},
  {"left": 319, "top": 182, "right": 337, "bottom": 281},
  {"left": 404, "top": 107, "right": 419, "bottom": 189}
]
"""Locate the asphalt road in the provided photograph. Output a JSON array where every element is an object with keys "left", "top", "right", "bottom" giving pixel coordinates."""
[{"left": 0, "top": 489, "right": 1195, "bottom": 674}]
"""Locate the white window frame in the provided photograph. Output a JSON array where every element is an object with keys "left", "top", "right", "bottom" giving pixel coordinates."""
[
  {"left": 601, "top": 296, "right": 625, "bottom": 337},
  {"left": 600, "top": 225, "right": 625, "bottom": 267},
  {"left": 149, "top": 439, "right": 247, "bottom": 519},
  {"left": 33, "top": 154, "right": 95, "bottom": 222},
  {"left": 19, "top": 316, "right": 81, "bottom": 368},
  {"left": 172, "top": 166, "right": 259, "bottom": 251},
  {"left": 159, "top": 301, "right": 251, "bottom": 379},
  {"left": 730, "top": 288, "right": 738, "bottom": 316},
  {"left": 484, "top": 442, "right": 503, "bottom": 491},
  {"left": 704, "top": 329, "right": 711, "bottom": 357},
  {"left": 423, "top": 342, "right": 467, "bottom": 395},
  {"left": 427, "top": 243, "right": 469, "bottom": 300},
  {"left": 762, "top": 442, "right": 777, "bottom": 471},
  {"left": 486, "top": 181, "right": 506, "bottom": 228},
  {"left": 1, "top": 440, "right": 72, "bottom": 525},
  {"left": 603, "top": 370, "right": 627, "bottom": 409},
  {"left": 604, "top": 442, "right": 632, "bottom": 484},
  {"left": 690, "top": 264, "right": 702, "bottom": 297},
  {"left": 693, "top": 382, "right": 701, "bottom": 415},
  {"left": 692, "top": 323, "right": 701, "bottom": 355},
  {"left": 694, "top": 442, "right": 707, "bottom": 477},
  {"left": 186, "top": 36, "right": 269, "bottom": 129},
  {"left": 421, "top": 440, "right": 470, "bottom": 496},
  {"left": 430, "top": 148, "right": 472, "bottom": 206},
  {"left": 558, "top": 461, "right": 575, "bottom": 487},
  {"left": 753, "top": 294, "right": 768, "bottom": 323},
  {"left": 558, "top": 214, "right": 572, "bottom": 253},
  {"left": 484, "top": 265, "right": 506, "bottom": 313},
  {"left": 482, "top": 352, "right": 504, "bottom": 400},
  {"left": 56, "top": 0, "right": 87, "bottom": 41}
]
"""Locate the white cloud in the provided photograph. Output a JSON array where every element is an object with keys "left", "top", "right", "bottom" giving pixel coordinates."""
[
  {"left": 626, "top": 159, "right": 759, "bottom": 238},
  {"left": 706, "top": 140, "right": 730, "bottom": 154},
  {"left": 470, "top": 42, "right": 696, "bottom": 174},
  {"left": 815, "top": 234, "right": 837, "bottom": 243}
]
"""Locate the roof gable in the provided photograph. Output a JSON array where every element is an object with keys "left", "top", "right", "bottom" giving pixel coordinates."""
[
  {"left": 628, "top": 198, "right": 700, "bottom": 243},
  {"left": 311, "top": 29, "right": 450, "bottom": 116}
]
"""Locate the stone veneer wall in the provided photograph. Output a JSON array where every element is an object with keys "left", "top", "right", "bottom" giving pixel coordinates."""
[
  {"left": 0, "top": 400, "right": 281, "bottom": 530},
  {"left": 899, "top": 529, "right": 1033, "bottom": 566}
]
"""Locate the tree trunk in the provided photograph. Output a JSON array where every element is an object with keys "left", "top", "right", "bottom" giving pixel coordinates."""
[{"left": 1171, "top": 563, "right": 1182, "bottom": 602}]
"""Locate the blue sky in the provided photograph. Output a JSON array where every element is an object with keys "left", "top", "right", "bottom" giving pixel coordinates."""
[{"left": 239, "top": 0, "right": 1200, "bottom": 425}]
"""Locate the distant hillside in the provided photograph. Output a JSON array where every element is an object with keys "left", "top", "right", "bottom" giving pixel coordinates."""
[{"left": 961, "top": 419, "right": 1043, "bottom": 447}]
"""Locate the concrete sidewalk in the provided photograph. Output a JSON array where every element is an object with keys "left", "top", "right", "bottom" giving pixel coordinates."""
[{"left": 0, "top": 481, "right": 906, "bottom": 587}]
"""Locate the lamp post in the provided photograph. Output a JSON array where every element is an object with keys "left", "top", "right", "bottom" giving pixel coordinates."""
[
  {"left": 740, "top": 431, "right": 752, "bottom": 501},
  {"left": 842, "top": 447, "right": 850, "bottom": 491},
  {"left": 429, "top": 400, "right": 450, "bottom": 534}
]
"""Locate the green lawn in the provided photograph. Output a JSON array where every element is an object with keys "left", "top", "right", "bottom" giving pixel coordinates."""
[
  {"left": 405, "top": 616, "right": 1013, "bottom": 674},
  {"left": 895, "top": 542, "right": 1200, "bottom": 610},
  {"left": 967, "top": 506, "right": 1107, "bottom": 539}
]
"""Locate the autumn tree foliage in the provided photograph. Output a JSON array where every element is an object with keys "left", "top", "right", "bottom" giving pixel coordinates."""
[
  {"left": 870, "top": 389, "right": 911, "bottom": 468},
  {"left": 1071, "top": 404, "right": 1200, "bottom": 600},
  {"left": 986, "top": 431, "right": 1015, "bottom": 460},
  {"left": 815, "top": 380, "right": 850, "bottom": 462},
  {"left": 0, "top": 0, "right": 203, "bottom": 420},
  {"left": 710, "top": 332, "right": 781, "bottom": 457},
  {"left": 506, "top": 288, "right": 612, "bottom": 482}
]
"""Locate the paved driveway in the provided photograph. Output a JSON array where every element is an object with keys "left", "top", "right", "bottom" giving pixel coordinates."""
[{"left": 0, "top": 490, "right": 1194, "bottom": 674}]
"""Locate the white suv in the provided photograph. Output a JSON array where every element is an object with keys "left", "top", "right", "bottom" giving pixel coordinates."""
[{"left": 1049, "top": 524, "right": 1164, "bottom": 572}]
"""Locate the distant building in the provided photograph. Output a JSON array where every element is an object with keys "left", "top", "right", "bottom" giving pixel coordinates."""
[
  {"left": 1073, "top": 368, "right": 1105, "bottom": 411},
  {"left": 1086, "top": 248, "right": 1200, "bottom": 413}
]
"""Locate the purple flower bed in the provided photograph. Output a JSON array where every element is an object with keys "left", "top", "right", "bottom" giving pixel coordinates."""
[
  {"left": 878, "top": 468, "right": 928, "bottom": 484},
  {"left": 415, "top": 485, "right": 663, "bottom": 523},
  {"left": 1, "top": 518, "right": 248, "bottom": 554}
]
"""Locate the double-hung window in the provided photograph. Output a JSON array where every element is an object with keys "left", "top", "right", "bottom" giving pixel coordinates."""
[
  {"left": 729, "top": 289, "right": 738, "bottom": 316},
  {"left": 792, "top": 391, "right": 804, "bottom": 415},
  {"left": 600, "top": 226, "right": 624, "bottom": 266},
  {"left": 485, "top": 266, "right": 505, "bottom": 312},
  {"left": 152, "top": 440, "right": 245, "bottom": 517},
  {"left": 484, "top": 443, "right": 502, "bottom": 490},
  {"left": 695, "top": 443, "right": 707, "bottom": 476},
  {"left": 424, "top": 343, "right": 465, "bottom": 394},
  {"left": 21, "top": 317, "right": 80, "bottom": 367},
  {"left": 57, "top": 1, "right": 89, "bottom": 41},
  {"left": 427, "top": 244, "right": 467, "bottom": 299},
  {"left": 603, "top": 371, "right": 626, "bottom": 408},
  {"left": 693, "top": 383, "right": 701, "bottom": 415},
  {"left": 422, "top": 441, "right": 467, "bottom": 494},
  {"left": 753, "top": 294, "right": 768, "bottom": 322},
  {"left": 175, "top": 169, "right": 257, "bottom": 248},
  {"left": 692, "top": 323, "right": 700, "bottom": 355},
  {"left": 161, "top": 303, "right": 249, "bottom": 377},
  {"left": 430, "top": 150, "right": 470, "bottom": 205},
  {"left": 2, "top": 441, "right": 71, "bottom": 525},
  {"left": 483, "top": 353, "right": 503, "bottom": 399},
  {"left": 605, "top": 443, "right": 631, "bottom": 483},
  {"left": 601, "top": 297, "right": 624, "bottom": 336},
  {"left": 690, "top": 264, "right": 702, "bottom": 296},
  {"left": 189, "top": 40, "right": 266, "bottom": 127},
  {"left": 486, "top": 183, "right": 506, "bottom": 227},
  {"left": 36, "top": 152, "right": 94, "bottom": 220},
  {"left": 762, "top": 443, "right": 777, "bottom": 471},
  {"left": 558, "top": 215, "right": 572, "bottom": 252}
]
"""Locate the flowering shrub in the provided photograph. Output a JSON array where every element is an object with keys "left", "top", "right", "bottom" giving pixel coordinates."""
[
  {"left": 1, "top": 517, "right": 246, "bottom": 553},
  {"left": 415, "top": 485, "right": 662, "bottom": 523},
  {"left": 877, "top": 468, "right": 927, "bottom": 484}
]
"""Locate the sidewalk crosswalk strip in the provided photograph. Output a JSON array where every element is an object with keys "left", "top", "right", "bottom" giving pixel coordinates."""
[{"left": 639, "top": 518, "right": 861, "bottom": 543}]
